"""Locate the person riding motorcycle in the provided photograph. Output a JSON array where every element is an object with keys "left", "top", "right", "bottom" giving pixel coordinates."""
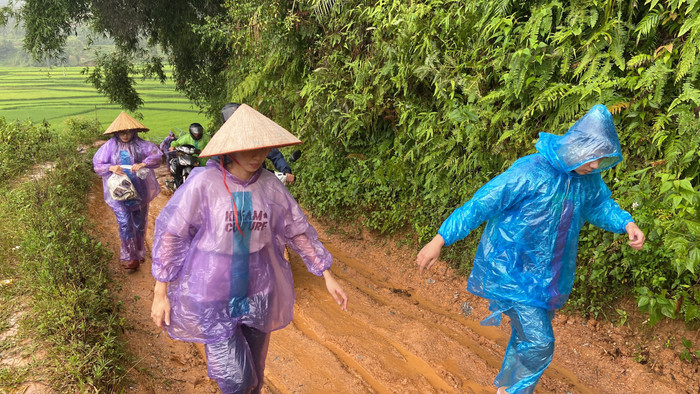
[
  {"left": 168, "top": 123, "right": 209, "bottom": 186},
  {"left": 169, "top": 123, "right": 210, "bottom": 165},
  {"left": 221, "top": 103, "right": 296, "bottom": 184}
]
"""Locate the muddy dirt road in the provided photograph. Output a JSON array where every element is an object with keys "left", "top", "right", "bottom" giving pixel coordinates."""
[{"left": 87, "top": 166, "right": 698, "bottom": 393}]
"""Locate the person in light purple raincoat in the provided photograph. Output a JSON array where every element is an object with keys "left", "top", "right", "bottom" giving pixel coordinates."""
[
  {"left": 159, "top": 130, "right": 177, "bottom": 164},
  {"left": 93, "top": 112, "right": 161, "bottom": 270},
  {"left": 150, "top": 104, "right": 348, "bottom": 393}
]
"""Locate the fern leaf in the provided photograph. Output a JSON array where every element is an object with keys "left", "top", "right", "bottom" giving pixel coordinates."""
[
  {"left": 652, "top": 112, "right": 672, "bottom": 133},
  {"left": 634, "top": 10, "right": 665, "bottom": 42},
  {"left": 677, "top": 10, "right": 700, "bottom": 37},
  {"left": 528, "top": 82, "right": 570, "bottom": 116},
  {"left": 554, "top": 94, "right": 583, "bottom": 125},
  {"left": 669, "top": 82, "right": 700, "bottom": 110},
  {"left": 627, "top": 53, "right": 653, "bottom": 68},
  {"left": 535, "top": 58, "right": 556, "bottom": 90},
  {"left": 588, "top": 8, "right": 599, "bottom": 28},
  {"left": 310, "top": 0, "right": 341, "bottom": 18},
  {"left": 494, "top": 0, "right": 514, "bottom": 18},
  {"left": 675, "top": 40, "right": 698, "bottom": 83}
]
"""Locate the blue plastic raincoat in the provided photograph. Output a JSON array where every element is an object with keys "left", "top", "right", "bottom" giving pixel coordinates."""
[{"left": 438, "top": 104, "right": 633, "bottom": 311}]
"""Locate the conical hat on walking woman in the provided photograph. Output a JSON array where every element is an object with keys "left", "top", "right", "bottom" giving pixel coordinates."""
[
  {"left": 103, "top": 111, "right": 149, "bottom": 135},
  {"left": 199, "top": 104, "right": 302, "bottom": 158}
]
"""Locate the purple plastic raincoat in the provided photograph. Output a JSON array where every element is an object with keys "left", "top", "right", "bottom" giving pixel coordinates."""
[
  {"left": 151, "top": 160, "right": 332, "bottom": 344},
  {"left": 93, "top": 135, "right": 161, "bottom": 261}
]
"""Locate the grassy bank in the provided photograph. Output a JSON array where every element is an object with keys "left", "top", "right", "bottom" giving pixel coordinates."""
[
  {"left": 0, "top": 66, "right": 205, "bottom": 142},
  {"left": 0, "top": 117, "right": 127, "bottom": 391}
]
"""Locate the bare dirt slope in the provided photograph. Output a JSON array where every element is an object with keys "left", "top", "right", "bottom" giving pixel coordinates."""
[{"left": 86, "top": 166, "right": 699, "bottom": 393}]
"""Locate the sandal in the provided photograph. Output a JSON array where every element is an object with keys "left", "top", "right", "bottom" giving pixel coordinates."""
[{"left": 121, "top": 260, "right": 140, "bottom": 270}]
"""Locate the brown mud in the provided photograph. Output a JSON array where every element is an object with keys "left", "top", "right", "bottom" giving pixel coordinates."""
[{"left": 85, "top": 165, "right": 699, "bottom": 393}]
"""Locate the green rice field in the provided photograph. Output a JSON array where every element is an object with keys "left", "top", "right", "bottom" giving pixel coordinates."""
[{"left": 0, "top": 66, "right": 205, "bottom": 142}]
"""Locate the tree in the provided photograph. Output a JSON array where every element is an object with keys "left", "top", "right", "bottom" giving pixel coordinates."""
[{"left": 6, "top": 0, "right": 230, "bottom": 112}]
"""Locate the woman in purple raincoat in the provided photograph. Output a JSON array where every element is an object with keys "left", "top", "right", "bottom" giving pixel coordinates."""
[
  {"left": 150, "top": 104, "right": 348, "bottom": 393},
  {"left": 93, "top": 112, "right": 161, "bottom": 270}
]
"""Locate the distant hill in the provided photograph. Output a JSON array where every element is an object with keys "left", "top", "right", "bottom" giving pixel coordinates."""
[{"left": 0, "top": 14, "right": 116, "bottom": 67}]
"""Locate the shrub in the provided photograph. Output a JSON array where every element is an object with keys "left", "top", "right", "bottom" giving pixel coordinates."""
[{"left": 216, "top": 0, "right": 700, "bottom": 324}]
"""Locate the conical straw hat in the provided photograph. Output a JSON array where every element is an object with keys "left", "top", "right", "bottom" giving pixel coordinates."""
[
  {"left": 199, "top": 104, "right": 302, "bottom": 157},
  {"left": 103, "top": 111, "right": 149, "bottom": 135}
]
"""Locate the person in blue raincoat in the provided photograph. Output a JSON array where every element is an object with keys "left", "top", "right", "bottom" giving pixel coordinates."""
[{"left": 416, "top": 104, "right": 645, "bottom": 394}]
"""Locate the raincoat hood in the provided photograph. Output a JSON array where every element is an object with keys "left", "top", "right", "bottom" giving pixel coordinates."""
[
  {"left": 535, "top": 104, "right": 622, "bottom": 174},
  {"left": 437, "top": 104, "right": 634, "bottom": 312}
]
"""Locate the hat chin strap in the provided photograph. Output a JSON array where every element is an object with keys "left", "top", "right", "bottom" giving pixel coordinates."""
[
  {"left": 219, "top": 155, "right": 244, "bottom": 235},
  {"left": 227, "top": 153, "right": 242, "bottom": 167}
]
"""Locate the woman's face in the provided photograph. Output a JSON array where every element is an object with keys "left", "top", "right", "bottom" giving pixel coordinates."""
[
  {"left": 574, "top": 158, "right": 602, "bottom": 175},
  {"left": 117, "top": 130, "right": 135, "bottom": 143},
  {"left": 230, "top": 148, "right": 272, "bottom": 176}
]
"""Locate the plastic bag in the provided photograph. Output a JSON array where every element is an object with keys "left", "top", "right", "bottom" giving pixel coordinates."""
[
  {"left": 120, "top": 165, "right": 150, "bottom": 180},
  {"left": 107, "top": 173, "right": 140, "bottom": 201}
]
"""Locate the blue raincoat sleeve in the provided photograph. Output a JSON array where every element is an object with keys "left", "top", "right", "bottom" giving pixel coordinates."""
[
  {"left": 438, "top": 158, "right": 537, "bottom": 246},
  {"left": 582, "top": 176, "right": 633, "bottom": 233},
  {"left": 266, "top": 149, "right": 292, "bottom": 174}
]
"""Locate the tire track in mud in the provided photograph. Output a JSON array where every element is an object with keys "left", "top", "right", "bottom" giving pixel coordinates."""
[
  {"left": 265, "top": 241, "right": 593, "bottom": 393},
  {"left": 328, "top": 245, "right": 592, "bottom": 393},
  {"left": 87, "top": 169, "right": 588, "bottom": 393},
  {"left": 89, "top": 167, "right": 686, "bottom": 394}
]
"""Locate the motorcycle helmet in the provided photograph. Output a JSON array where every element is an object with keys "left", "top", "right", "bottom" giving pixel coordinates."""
[
  {"left": 220, "top": 103, "right": 241, "bottom": 124},
  {"left": 189, "top": 123, "right": 204, "bottom": 141}
]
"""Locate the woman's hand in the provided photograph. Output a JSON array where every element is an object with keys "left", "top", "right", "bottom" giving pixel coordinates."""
[
  {"left": 322, "top": 270, "right": 348, "bottom": 311},
  {"left": 131, "top": 162, "right": 146, "bottom": 172},
  {"left": 151, "top": 281, "right": 171, "bottom": 328},
  {"left": 625, "top": 222, "right": 645, "bottom": 250},
  {"left": 416, "top": 234, "right": 445, "bottom": 274},
  {"left": 109, "top": 165, "right": 125, "bottom": 175}
]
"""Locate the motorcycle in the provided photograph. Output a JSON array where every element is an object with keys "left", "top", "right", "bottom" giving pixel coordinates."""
[{"left": 166, "top": 144, "right": 201, "bottom": 191}]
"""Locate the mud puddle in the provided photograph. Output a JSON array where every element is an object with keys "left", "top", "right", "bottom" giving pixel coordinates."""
[{"left": 86, "top": 166, "right": 697, "bottom": 393}]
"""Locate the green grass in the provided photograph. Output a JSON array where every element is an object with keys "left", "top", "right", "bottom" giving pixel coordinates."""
[
  {"left": 0, "top": 66, "right": 204, "bottom": 143},
  {"left": 0, "top": 118, "right": 128, "bottom": 391}
]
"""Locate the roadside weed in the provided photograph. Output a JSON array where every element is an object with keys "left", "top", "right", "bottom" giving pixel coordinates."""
[
  {"left": 0, "top": 117, "right": 128, "bottom": 391},
  {"left": 679, "top": 338, "right": 700, "bottom": 363}
]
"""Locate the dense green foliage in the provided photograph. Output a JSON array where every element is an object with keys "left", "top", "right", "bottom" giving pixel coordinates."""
[
  {"left": 8, "top": 0, "right": 699, "bottom": 324},
  {"left": 0, "top": 117, "right": 127, "bottom": 390},
  {"left": 215, "top": 0, "right": 699, "bottom": 324},
  {"left": 0, "top": 66, "right": 203, "bottom": 142}
]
